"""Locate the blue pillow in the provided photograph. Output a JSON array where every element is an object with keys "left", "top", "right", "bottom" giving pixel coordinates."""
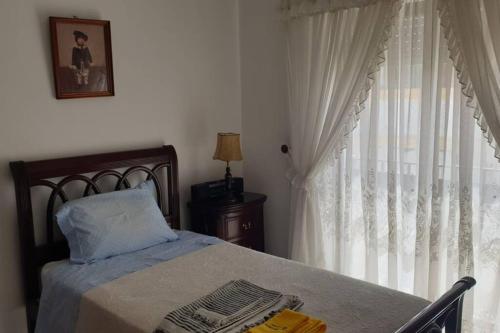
[
  {"left": 56, "top": 188, "right": 178, "bottom": 264},
  {"left": 135, "top": 179, "right": 160, "bottom": 199}
]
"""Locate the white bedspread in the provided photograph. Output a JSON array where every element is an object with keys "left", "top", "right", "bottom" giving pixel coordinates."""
[{"left": 76, "top": 242, "right": 429, "bottom": 333}]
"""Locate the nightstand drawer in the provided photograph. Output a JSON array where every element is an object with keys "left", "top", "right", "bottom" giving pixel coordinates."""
[
  {"left": 189, "top": 192, "right": 266, "bottom": 252},
  {"left": 225, "top": 213, "right": 258, "bottom": 240}
]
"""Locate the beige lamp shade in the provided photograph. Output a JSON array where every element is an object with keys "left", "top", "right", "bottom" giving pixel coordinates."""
[{"left": 213, "top": 133, "right": 243, "bottom": 162}]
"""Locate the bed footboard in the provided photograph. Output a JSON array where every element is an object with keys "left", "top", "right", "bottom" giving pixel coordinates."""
[{"left": 395, "top": 277, "right": 476, "bottom": 333}]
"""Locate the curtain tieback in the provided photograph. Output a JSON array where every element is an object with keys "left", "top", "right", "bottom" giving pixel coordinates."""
[{"left": 286, "top": 168, "right": 314, "bottom": 192}]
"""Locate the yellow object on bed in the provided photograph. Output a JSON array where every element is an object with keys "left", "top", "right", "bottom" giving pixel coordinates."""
[{"left": 248, "top": 309, "right": 326, "bottom": 333}]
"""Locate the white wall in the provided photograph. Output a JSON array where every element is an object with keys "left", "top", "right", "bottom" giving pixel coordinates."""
[
  {"left": 0, "top": 0, "right": 242, "bottom": 331},
  {"left": 238, "top": 0, "right": 291, "bottom": 258}
]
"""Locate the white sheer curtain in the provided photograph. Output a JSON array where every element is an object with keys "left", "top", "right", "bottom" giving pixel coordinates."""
[
  {"left": 284, "top": 0, "right": 400, "bottom": 266},
  {"left": 316, "top": 0, "right": 500, "bottom": 331},
  {"left": 438, "top": 0, "right": 500, "bottom": 161}
]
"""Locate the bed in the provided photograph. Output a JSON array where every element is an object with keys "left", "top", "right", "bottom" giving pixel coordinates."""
[{"left": 10, "top": 145, "right": 475, "bottom": 333}]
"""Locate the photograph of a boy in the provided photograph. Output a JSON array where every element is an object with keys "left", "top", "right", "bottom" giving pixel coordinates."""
[
  {"left": 54, "top": 21, "right": 109, "bottom": 94},
  {"left": 70, "top": 30, "right": 93, "bottom": 86}
]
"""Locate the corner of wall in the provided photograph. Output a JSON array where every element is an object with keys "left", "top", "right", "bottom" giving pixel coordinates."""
[{"left": 237, "top": 0, "right": 291, "bottom": 258}]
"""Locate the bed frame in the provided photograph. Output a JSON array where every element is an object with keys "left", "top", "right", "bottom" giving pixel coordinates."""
[
  {"left": 10, "top": 146, "right": 180, "bottom": 332},
  {"left": 396, "top": 276, "right": 476, "bottom": 333},
  {"left": 10, "top": 146, "right": 475, "bottom": 333}
]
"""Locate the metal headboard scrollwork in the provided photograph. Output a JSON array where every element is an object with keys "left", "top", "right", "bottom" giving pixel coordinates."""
[
  {"left": 10, "top": 145, "right": 180, "bottom": 333},
  {"left": 31, "top": 164, "right": 171, "bottom": 245}
]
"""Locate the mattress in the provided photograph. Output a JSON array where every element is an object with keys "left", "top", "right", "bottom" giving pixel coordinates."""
[
  {"left": 36, "top": 230, "right": 222, "bottom": 333},
  {"left": 75, "top": 242, "right": 430, "bottom": 333},
  {"left": 37, "top": 232, "right": 430, "bottom": 333}
]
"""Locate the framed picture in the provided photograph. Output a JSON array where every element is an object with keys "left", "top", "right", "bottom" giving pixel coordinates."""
[{"left": 49, "top": 17, "right": 115, "bottom": 99}]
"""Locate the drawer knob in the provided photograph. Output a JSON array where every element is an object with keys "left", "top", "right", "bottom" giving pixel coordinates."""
[{"left": 242, "top": 222, "right": 253, "bottom": 231}]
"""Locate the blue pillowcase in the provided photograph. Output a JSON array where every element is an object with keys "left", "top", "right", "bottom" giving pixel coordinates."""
[
  {"left": 135, "top": 179, "right": 157, "bottom": 196},
  {"left": 56, "top": 186, "right": 178, "bottom": 264}
]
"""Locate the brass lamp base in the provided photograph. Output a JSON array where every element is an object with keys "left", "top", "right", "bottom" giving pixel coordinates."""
[{"left": 219, "top": 162, "right": 239, "bottom": 203}]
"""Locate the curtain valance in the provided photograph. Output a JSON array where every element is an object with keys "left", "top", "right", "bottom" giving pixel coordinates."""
[{"left": 281, "top": 0, "right": 394, "bottom": 19}]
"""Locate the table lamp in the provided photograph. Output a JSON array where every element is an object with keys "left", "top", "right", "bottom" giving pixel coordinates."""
[{"left": 213, "top": 133, "right": 243, "bottom": 199}]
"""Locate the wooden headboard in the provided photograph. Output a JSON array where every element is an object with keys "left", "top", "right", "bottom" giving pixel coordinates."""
[{"left": 10, "top": 145, "right": 180, "bottom": 332}]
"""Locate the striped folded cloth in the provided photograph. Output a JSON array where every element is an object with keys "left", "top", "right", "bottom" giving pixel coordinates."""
[
  {"left": 248, "top": 309, "right": 326, "bottom": 333},
  {"left": 154, "top": 280, "right": 303, "bottom": 333}
]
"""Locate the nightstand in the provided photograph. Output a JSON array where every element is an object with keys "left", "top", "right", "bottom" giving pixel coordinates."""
[{"left": 189, "top": 192, "right": 267, "bottom": 251}]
